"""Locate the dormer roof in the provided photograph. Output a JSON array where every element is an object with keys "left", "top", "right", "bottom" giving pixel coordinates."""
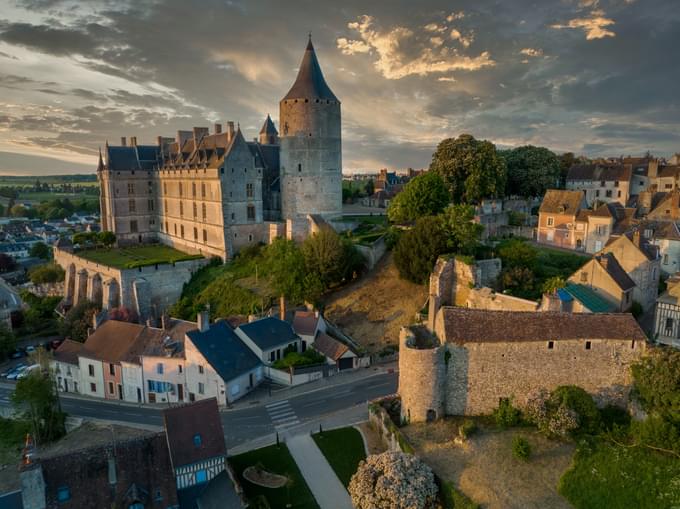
[{"left": 259, "top": 114, "right": 278, "bottom": 135}]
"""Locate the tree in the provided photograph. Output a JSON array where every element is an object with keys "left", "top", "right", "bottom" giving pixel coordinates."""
[
  {"left": 500, "top": 266, "right": 535, "bottom": 298},
  {"left": 263, "top": 238, "right": 307, "bottom": 303},
  {"left": 501, "top": 145, "right": 561, "bottom": 197},
  {"left": 348, "top": 451, "right": 438, "bottom": 509},
  {"left": 440, "top": 204, "right": 484, "bottom": 255},
  {"left": 498, "top": 239, "right": 538, "bottom": 270},
  {"left": 29, "top": 241, "right": 50, "bottom": 259},
  {"left": 12, "top": 371, "right": 66, "bottom": 444},
  {"left": 364, "top": 179, "right": 375, "bottom": 197},
  {"left": 60, "top": 300, "right": 99, "bottom": 342},
  {"left": 559, "top": 152, "right": 576, "bottom": 187},
  {"left": 542, "top": 276, "right": 566, "bottom": 294},
  {"left": 9, "top": 204, "right": 28, "bottom": 217},
  {"left": 430, "top": 134, "right": 507, "bottom": 204},
  {"left": 28, "top": 263, "right": 65, "bottom": 284},
  {"left": 0, "top": 253, "right": 17, "bottom": 272},
  {"left": 394, "top": 216, "right": 447, "bottom": 284},
  {"left": 387, "top": 172, "right": 449, "bottom": 224},
  {"left": 0, "top": 322, "right": 16, "bottom": 361},
  {"left": 632, "top": 348, "right": 680, "bottom": 425},
  {"left": 98, "top": 231, "right": 116, "bottom": 248},
  {"left": 301, "top": 228, "right": 346, "bottom": 287}
]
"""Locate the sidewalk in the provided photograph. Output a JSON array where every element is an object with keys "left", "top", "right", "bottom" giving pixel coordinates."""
[{"left": 287, "top": 434, "right": 353, "bottom": 509}]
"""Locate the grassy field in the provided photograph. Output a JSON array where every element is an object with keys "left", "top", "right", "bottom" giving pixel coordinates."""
[
  {"left": 558, "top": 439, "right": 680, "bottom": 509},
  {"left": 228, "top": 444, "right": 319, "bottom": 509},
  {"left": 312, "top": 427, "right": 366, "bottom": 486},
  {"left": 77, "top": 244, "right": 204, "bottom": 269}
]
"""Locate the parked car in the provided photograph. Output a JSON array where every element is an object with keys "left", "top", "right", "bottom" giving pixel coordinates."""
[
  {"left": 17, "top": 364, "right": 40, "bottom": 379},
  {"left": 25, "top": 346, "right": 36, "bottom": 354},
  {"left": 6, "top": 364, "right": 27, "bottom": 380}
]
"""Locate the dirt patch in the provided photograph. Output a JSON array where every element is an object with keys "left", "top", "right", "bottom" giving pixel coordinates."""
[
  {"left": 356, "top": 422, "right": 387, "bottom": 455},
  {"left": 323, "top": 253, "right": 427, "bottom": 354},
  {"left": 402, "top": 419, "right": 575, "bottom": 509},
  {"left": 243, "top": 465, "right": 288, "bottom": 488}
]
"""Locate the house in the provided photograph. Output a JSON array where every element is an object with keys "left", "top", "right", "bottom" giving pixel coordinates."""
[
  {"left": 568, "top": 253, "right": 635, "bottom": 312},
  {"left": 580, "top": 202, "right": 624, "bottom": 253},
  {"left": 565, "top": 163, "right": 633, "bottom": 206},
  {"left": 537, "top": 190, "right": 587, "bottom": 249},
  {"left": 639, "top": 221, "right": 680, "bottom": 276},
  {"left": 235, "top": 316, "right": 301, "bottom": 364},
  {"left": 654, "top": 273, "right": 680, "bottom": 348},
  {"left": 51, "top": 340, "right": 83, "bottom": 394},
  {"left": 163, "top": 399, "right": 241, "bottom": 509},
  {"left": 602, "top": 231, "right": 660, "bottom": 311},
  {"left": 292, "top": 310, "right": 325, "bottom": 349},
  {"left": 184, "top": 313, "right": 263, "bottom": 405},
  {"left": 646, "top": 190, "right": 680, "bottom": 222},
  {"left": 312, "top": 332, "right": 360, "bottom": 371}
]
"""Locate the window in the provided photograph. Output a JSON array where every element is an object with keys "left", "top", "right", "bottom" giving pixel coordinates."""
[
  {"left": 600, "top": 180, "right": 605, "bottom": 187},
  {"left": 196, "top": 469, "right": 207, "bottom": 484},
  {"left": 165, "top": 221, "right": 168, "bottom": 232},
  {"left": 128, "top": 183, "right": 135, "bottom": 194},
  {"left": 179, "top": 182, "right": 183, "bottom": 196},
  {"left": 298, "top": 163, "right": 302, "bottom": 172},
  {"left": 130, "top": 220, "right": 138, "bottom": 233},
  {"left": 192, "top": 182, "right": 196, "bottom": 197},
  {"left": 180, "top": 225, "right": 185, "bottom": 238},
  {"left": 198, "top": 382, "right": 205, "bottom": 394},
  {"left": 547, "top": 341, "right": 554, "bottom": 350},
  {"left": 198, "top": 365, "right": 204, "bottom": 374},
  {"left": 129, "top": 199, "right": 136, "bottom": 212},
  {"left": 596, "top": 225, "right": 607, "bottom": 236},
  {"left": 617, "top": 190, "right": 621, "bottom": 198},
  {"left": 580, "top": 271, "right": 588, "bottom": 282},
  {"left": 157, "top": 363, "right": 164, "bottom": 375},
  {"left": 178, "top": 365, "right": 183, "bottom": 374},
  {"left": 585, "top": 341, "right": 592, "bottom": 350},
  {"left": 666, "top": 184, "right": 673, "bottom": 190},
  {"left": 193, "top": 201, "right": 197, "bottom": 218},
  {"left": 193, "top": 433, "right": 202, "bottom": 447},
  {"left": 57, "top": 486, "right": 71, "bottom": 502},
  {"left": 148, "top": 199, "right": 154, "bottom": 211},
  {"left": 247, "top": 205, "right": 255, "bottom": 221},
  {"left": 88, "top": 364, "right": 95, "bottom": 377},
  {"left": 164, "top": 199, "right": 167, "bottom": 213},
  {"left": 246, "top": 183, "right": 254, "bottom": 198},
  {"left": 201, "top": 183, "right": 206, "bottom": 197},
  {"left": 202, "top": 203, "right": 207, "bottom": 220},
  {"left": 665, "top": 317, "right": 673, "bottom": 334},
  {"left": 163, "top": 182, "right": 167, "bottom": 194},
  {"left": 193, "top": 227, "right": 198, "bottom": 240},
  {"left": 639, "top": 180, "right": 644, "bottom": 185},
  {"left": 605, "top": 190, "right": 613, "bottom": 198},
  {"left": 576, "top": 223, "right": 584, "bottom": 231},
  {"left": 547, "top": 217, "right": 554, "bottom": 226},
  {"left": 614, "top": 180, "right": 619, "bottom": 187},
  {"left": 231, "top": 212, "right": 235, "bottom": 221},
  {"left": 595, "top": 190, "right": 600, "bottom": 197},
  {"left": 664, "top": 254, "right": 669, "bottom": 264},
  {"left": 174, "top": 223, "right": 177, "bottom": 235},
  {"left": 90, "top": 383, "right": 96, "bottom": 393},
  {"left": 270, "top": 351, "right": 275, "bottom": 362},
  {"left": 108, "top": 381, "right": 114, "bottom": 394},
  {"left": 109, "top": 364, "right": 115, "bottom": 376},
  {"left": 203, "top": 229, "right": 207, "bottom": 243},
  {"left": 180, "top": 201, "right": 184, "bottom": 216}
]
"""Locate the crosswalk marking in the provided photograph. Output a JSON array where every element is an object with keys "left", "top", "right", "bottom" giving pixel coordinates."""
[{"left": 265, "top": 400, "right": 300, "bottom": 430}]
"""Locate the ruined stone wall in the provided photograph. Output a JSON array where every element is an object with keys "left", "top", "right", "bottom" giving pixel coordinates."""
[
  {"left": 398, "top": 326, "right": 446, "bottom": 423},
  {"left": 444, "top": 337, "right": 644, "bottom": 416},
  {"left": 466, "top": 288, "right": 539, "bottom": 311}
]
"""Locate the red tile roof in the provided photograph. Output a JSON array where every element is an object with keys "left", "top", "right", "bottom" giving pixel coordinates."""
[
  {"left": 81, "top": 320, "right": 145, "bottom": 363},
  {"left": 53, "top": 339, "right": 84, "bottom": 365},
  {"left": 313, "top": 332, "right": 349, "bottom": 361},
  {"left": 293, "top": 310, "right": 319, "bottom": 336}
]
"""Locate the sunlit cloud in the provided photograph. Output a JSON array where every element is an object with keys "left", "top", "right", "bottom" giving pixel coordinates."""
[
  {"left": 520, "top": 48, "right": 544, "bottom": 57},
  {"left": 551, "top": 9, "right": 616, "bottom": 40}
]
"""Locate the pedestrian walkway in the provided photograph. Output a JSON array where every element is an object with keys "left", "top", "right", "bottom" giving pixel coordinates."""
[
  {"left": 265, "top": 400, "right": 300, "bottom": 430},
  {"left": 287, "top": 434, "right": 353, "bottom": 509}
]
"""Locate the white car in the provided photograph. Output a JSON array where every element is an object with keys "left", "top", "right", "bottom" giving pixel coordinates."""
[
  {"left": 16, "top": 364, "right": 40, "bottom": 379},
  {"left": 6, "top": 366, "right": 26, "bottom": 380}
]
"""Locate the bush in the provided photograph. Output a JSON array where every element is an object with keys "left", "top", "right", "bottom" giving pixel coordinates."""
[
  {"left": 272, "top": 349, "right": 326, "bottom": 369},
  {"left": 28, "top": 263, "right": 65, "bottom": 284},
  {"left": 525, "top": 386, "right": 600, "bottom": 438},
  {"left": 493, "top": 397, "right": 521, "bottom": 429},
  {"left": 512, "top": 436, "right": 531, "bottom": 461},
  {"left": 549, "top": 386, "right": 601, "bottom": 435},
  {"left": 600, "top": 405, "right": 631, "bottom": 432},
  {"left": 631, "top": 347, "right": 680, "bottom": 424},
  {"left": 458, "top": 419, "right": 477, "bottom": 440},
  {"left": 631, "top": 414, "right": 680, "bottom": 454}
]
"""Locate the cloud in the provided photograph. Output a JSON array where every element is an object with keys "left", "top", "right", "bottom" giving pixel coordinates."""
[
  {"left": 551, "top": 10, "right": 616, "bottom": 40},
  {"left": 336, "top": 37, "right": 371, "bottom": 55},
  {"left": 338, "top": 15, "right": 494, "bottom": 80},
  {"left": 446, "top": 11, "right": 465, "bottom": 22},
  {"left": 450, "top": 28, "right": 474, "bottom": 48},
  {"left": 520, "top": 48, "right": 543, "bottom": 57}
]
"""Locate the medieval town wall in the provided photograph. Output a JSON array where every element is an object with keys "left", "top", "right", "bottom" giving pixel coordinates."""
[{"left": 466, "top": 288, "right": 539, "bottom": 312}]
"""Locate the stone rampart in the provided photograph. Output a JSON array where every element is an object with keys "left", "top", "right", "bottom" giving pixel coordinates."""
[{"left": 466, "top": 287, "right": 539, "bottom": 311}]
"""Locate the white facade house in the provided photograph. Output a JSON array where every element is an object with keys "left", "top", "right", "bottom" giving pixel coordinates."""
[
  {"left": 78, "top": 356, "right": 105, "bottom": 399},
  {"left": 120, "top": 361, "right": 144, "bottom": 403},
  {"left": 236, "top": 316, "right": 301, "bottom": 364},
  {"left": 50, "top": 340, "right": 83, "bottom": 394},
  {"left": 142, "top": 355, "right": 186, "bottom": 404}
]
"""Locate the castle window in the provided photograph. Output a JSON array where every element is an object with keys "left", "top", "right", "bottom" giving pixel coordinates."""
[
  {"left": 180, "top": 225, "right": 184, "bottom": 238},
  {"left": 57, "top": 486, "right": 71, "bottom": 502},
  {"left": 129, "top": 199, "right": 136, "bottom": 213},
  {"left": 203, "top": 229, "right": 207, "bottom": 243},
  {"left": 246, "top": 183, "right": 253, "bottom": 198},
  {"left": 220, "top": 168, "right": 224, "bottom": 175},
  {"left": 298, "top": 163, "right": 302, "bottom": 172},
  {"left": 202, "top": 203, "right": 207, "bottom": 220},
  {"left": 174, "top": 224, "right": 177, "bottom": 235},
  {"left": 244, "top": 168, "right": 247, "bottom": 173},
  {"left": 201, "top": 183, "right": 206, "bottom": 197},
  {"left": 247, "top": 205, "right": 255, "bottom": 221},
  {"left": 130, "top": 220, "right": 138, "bottom": 233},
  {"left": 547, "top": 341, "right": 554, "bottom": 349},
  {"left": 231, "top": 212, "right": 235, "bottom": 221},
  {"left": 128, "top": 183, "right": 135, "bottom": 194},
  {"left": 193, "top": 227, "right": 198, "bottom": 240},
  {"left": 547, "top": 217, "right": 554, "bottom": 226},
  {"left": 165, "top": 221, "right": 168, "bottom": 232},
  {"left": 585, "top": 341, "right": 592, "bottom": 350},
  {"left": 631, "top": 340, "right": 635, "bottom": 349},
  {"left": 180, "top": 201, "right": 184, "bottom": 216},
  {"left": 164, "top": 199, "right": 167, "bottom": 212},
  {"left": 179, "top": 183, "right": 183, "bottom": 197},
  {"left": 163, "top": 182, "right": 167, "bottom": 194},
  {"left": 248, "top": 234, "right": 253, "bottom": 242},
  {"left": 193, "top": 202, "right": 197, "bottom": 218},
  {"left": 192, "top": 182, "right": 196, "bottom": 197},
  {"left": 148, "top": 199, "right": 154, "bottom": 212}
]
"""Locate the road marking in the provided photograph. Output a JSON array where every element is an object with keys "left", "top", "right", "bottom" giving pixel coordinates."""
[
  {"left": 268, "top": 408, "right": 295, "bottom": 418},
  {"left": 265, "top": 400, "right": 290, "bottom": 409},
  {"left": 265, "top": 400, "right": 301, "bottom": 430}
]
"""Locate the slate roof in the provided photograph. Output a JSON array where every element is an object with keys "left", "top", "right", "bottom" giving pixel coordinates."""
[
  {"left": 53, "top": 339, "right": 85, "bottom": 365},
  {"left": 566, "top": 163, "right": 632, "bottom": 182},
  {"left": 259, "top": 115, "right": 278, "bottom": 136},
  {"left": 313, "top": 332, "right": 349, "bottom": 361},
  {"left": 186, "top": 320, "right": 261, "bottom": 383},
  {"left": 283, "top": 38, "right": 338, "bottom": 101},
  {"left": 0, "top": 490, "right": 22, "bottom": 509},
  {"left": 594, "top": 253, "right": 636, "bottom": 291},
  {"left": 106, "top": 144, "right": 159, "bottom": 172},
  {"left": 163, "top": 398, "right": 226, "bottom": 468},
  {"left": 439, "top": 307, "right": 646, "bottom": 343},
  {"left": 238, "top": 316, "right": 299, "bottom": 350},
  {"left": 292, "top": 310, "right": 319, "bottom": 336},
  {"left": 539, "top": 189, "right": 584, "bottom": 215},
  {"left": 639, "top": 220, "right": 680, "bottom": 241}
]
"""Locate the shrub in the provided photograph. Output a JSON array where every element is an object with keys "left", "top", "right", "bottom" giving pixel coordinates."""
[
  {"left": 631, "top": 414, "right": 680, "bottom": 454},
  {"left": 631, "top": 347, "right": 680, "bottom": 424},
  {"left": 458, "top": 419, "right": 477, "bottom": 440},
  {"left": 525, "top": 386, "right": 598, "bottom": 438},
  {"left": 600, "top": 405, "right": 631, "bottom": 432},
  {"left": 28, "top": 263, "right": 65, "bottom": 284},
  {"left": 493, "top": 397, "right": 521, "bottom": 429},
  {"left": 512, "top": 436, "right": 531, "bottom": 461},
  {"left": 549, "top": 386, "right": 601, "bottom": 435}
]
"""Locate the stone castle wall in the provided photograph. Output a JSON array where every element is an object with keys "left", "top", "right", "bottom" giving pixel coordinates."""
[{"left": 466, "top": 288, "right": 539, "bottom": 312}]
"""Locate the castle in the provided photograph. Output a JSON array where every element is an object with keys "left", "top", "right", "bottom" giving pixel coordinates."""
[{"left": 98, "top": 37, "right": 342, "bottom": 259}]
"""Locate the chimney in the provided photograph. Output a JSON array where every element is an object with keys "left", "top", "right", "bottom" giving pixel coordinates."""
[
  {"left": 227, "top": 121, "right": 235, "bottom": 142},
  {"left": 214, "top": 122, "right": 222, "bottom": 134},
  {"left": 130, "top": 136, "right": 137, "bottom": 147},
  {"left": 279, "top": 296, "right": 286, "bottom": 321},
  {"left": 648, "top": 159, "right": 659, "bottom": 179},
  {"left": 120, "top": 136, "right": 126, "bottom": 146},
  {"left": 157, "top": 136, "right": 163, "bottom": 147},
  {"left": 146, "top": 318, "right": 154, "bottom": 327},
  {"left": 633, "top": 229, "right": 641, "bottom": 247},
  {"left": 197, "top": 308, "right": 210, "bottom": 332}
]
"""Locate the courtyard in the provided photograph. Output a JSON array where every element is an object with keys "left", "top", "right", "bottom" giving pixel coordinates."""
[{"left": 76, "top": 244, "right": 204, "bottom": 269}]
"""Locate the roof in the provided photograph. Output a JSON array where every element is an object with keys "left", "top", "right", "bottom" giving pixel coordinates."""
[
  {"left": 186, "top": 320, "right": 262, "bottom": 383},
  {"left": 292, "top": 310, "right": 319, "bottom": 336},
  {"left": 163, "top": 398, "right": 226, "bottom": 468},
  {"left": 313, "top": 332, "right": 350, "bottom": 361},
  {"left": 238, "top": 316, "right": 299, "bottom": 350},
  {"left": 539, "top": 189, "right": 584, "bottom": 215},
  {"left": 566, "top": 163, "right": 632, "bottom": 182},
  {"left": 606, "top": 230, "right": 659, "bottom": 261},
  {"left": 563, "top": 283, "right": 616, "bottom": 313},
  {"left": 282, "top": 38, "right": 338, "bottom": 101},
  {"left": 81, "top": 320, "right": 145, "bottom": 362},
  {"left": 438, "top": 307, "right": 646, "bottom": 343},
  {"left": 594, "top": 253, "right": 636, "bottom": 291},
  {"left": 259, "top": 115, "right": 278, "bottom": 136},
  {"left": 53, "top": 339, "right": 85, "bottom": 365},
  {"left": 639, "top": 220, "right": 680, "bottom": 241},
  {"left": 0, "top": 491, "right": 22, "bottom": 509}
]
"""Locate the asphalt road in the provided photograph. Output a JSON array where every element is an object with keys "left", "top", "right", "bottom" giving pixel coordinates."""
[{"left": 0, "top": 371, "right": 398, "bottom": 449}]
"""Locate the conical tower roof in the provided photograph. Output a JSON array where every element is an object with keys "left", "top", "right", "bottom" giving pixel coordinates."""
[
  {"left": 282, "top": 37, "right": 338, "bottom": 102},
  {"left": 259, "top": 114, "right": 278, "bottom": 135}
]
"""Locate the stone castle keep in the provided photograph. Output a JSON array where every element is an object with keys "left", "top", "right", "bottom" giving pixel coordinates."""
[{"left": 98, "top": 37, "right": 342, "bottom": 259}]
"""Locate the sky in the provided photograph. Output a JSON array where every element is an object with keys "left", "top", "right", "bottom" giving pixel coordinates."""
[{"left": 0, "top": 0, "right": 678, "bottom": 175}]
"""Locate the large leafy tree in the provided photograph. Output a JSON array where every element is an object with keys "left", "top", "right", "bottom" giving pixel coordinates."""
[
  {"left": 500, "top": 145, "right": 561, "bottom": 197},
  {"left": 387, "top": 172, "right": 449, "bottom": 224},
  {"left": 263, "top": 238, "right": 307, "bottom": 302},
  {"left": 0, "top": 323, "right": 16, "bottom": 361},
  {"left": 440, "top": 204, "right": 484, "bottom": 255},
  {"left": 12, "top": 371, "right": 66, "bottom": 444},
  {"left": 60, "top": 300, "right": 99, "bottom": 342},
  {"left": 394, "top": 216, "right": 447, "bottom": 284},
  {"left": 632, "top": 348, "right": 680, "bottom": 425},
  {"left": 430, "top": 134, "right": 506, "bottom": 204},
  {"left": 28, "top": 263, "right": 65, "bottom": 284},
  {"left": 301, "top": 227, "right": 346, "bottom": 287},
  {"left": 29, "top": 241, "right": 50, "bottom": 259}
]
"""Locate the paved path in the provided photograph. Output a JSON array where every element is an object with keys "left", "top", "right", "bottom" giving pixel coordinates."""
[{"left": 287, "top": 434, "right": 353, "bottom": 509}]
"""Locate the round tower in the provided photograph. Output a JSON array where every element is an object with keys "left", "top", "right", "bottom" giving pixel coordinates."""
[{"left": 279, "top": 37, "right": 342, "bottom": 222}]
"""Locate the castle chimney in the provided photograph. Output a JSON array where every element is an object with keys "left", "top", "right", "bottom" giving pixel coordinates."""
[
  {"left": 130, "top": 136, "right": 137, "bottom": 147},
  {"left": 197, "top": 309, "right": 210, "bottom": 333},
  {"left": 226, "top": 121, "right": 235, "bottom": 142},
  {"left": 279, "top": 296, "right": 286, "bottom": 321},
  {"left": 120, "top": 136, "right": 126, "bottom": 146},
  {"left": 214, "top": 122, "right": 222, "bottom": 134}
]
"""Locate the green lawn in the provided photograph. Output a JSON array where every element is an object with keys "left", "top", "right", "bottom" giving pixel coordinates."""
[
  {"left": 76, "top": 244, "right": 204, "bottom": 269},
  {"left": 312, "top": 427, "right": 366, "bottom": 486},
  {"left": 558, "top": 439, "right": 680, "bottom": 509},
  {"left": 228, "top": 444, "right": 319, "bottom": 509},
  {"left": 440, "top": 481, "right": 480, "bottom": 509},
  {"left": 340, "top": 214, "right": 387, "bottom": 225}
]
